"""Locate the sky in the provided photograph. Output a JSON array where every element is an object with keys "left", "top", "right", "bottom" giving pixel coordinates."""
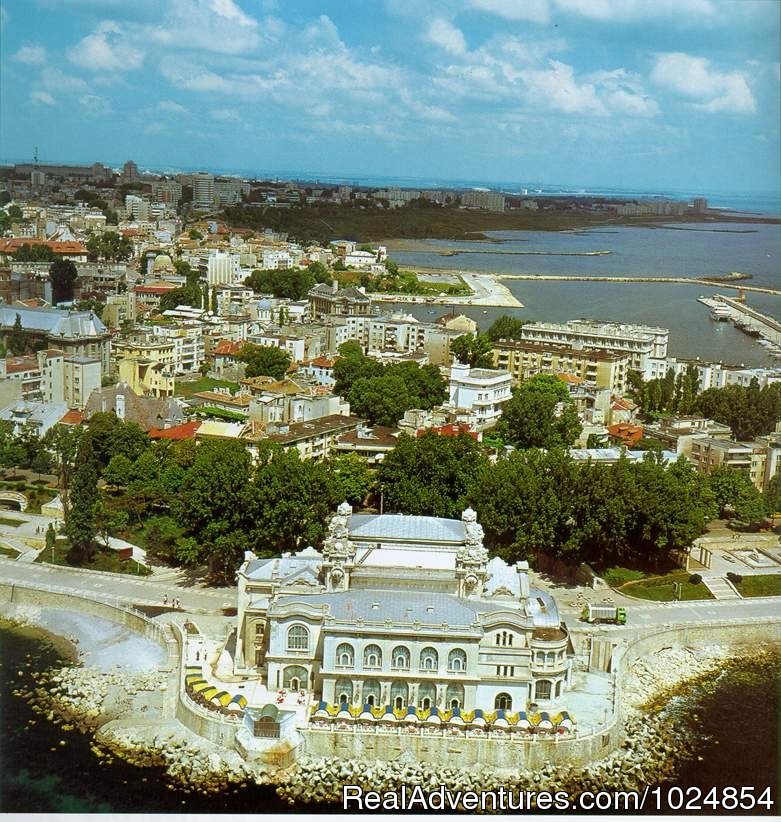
[{"left": 0, "top": 0, "right": 779, "bottom": 194}]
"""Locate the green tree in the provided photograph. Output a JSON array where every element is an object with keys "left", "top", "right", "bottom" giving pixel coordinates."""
[
  {"left": 496, "top": 374, "right": 582, "bottom": 449},
  {"left": 348, "top": 374, "right": 412, "bottom": 427},
  {"left": 328, "top": 452, "right": 375, "bottom": 507},
  {"left": 143, "top": 515, "right": 185, "bottom": 563},
  {"left": 333, "top": 342, "right": 383, "bottom": 396},
  {"left": 7, "top": 204, "right": 23, "bottom": 220},
  {"left": 45, "top": 523, "right": 56, "bottom": 557},
  {"left": 13, "top": 243, "right": 56, "bottom": 262},
  {"left": 42, "top": 425, "right": 83, "bottom": 491},
  {"left": 158, "top": 283, "right": 203, "bottom": 312},
  {"left": 188, "top": 229, "right": 203, "bottom": 241},
  {"left": 93, "top": 499, "right": 129, "bottom": 547},
  {"left": 487, "top": 315, "right": 525, "bottom": 341},
  {"left": 450, "top": 333, "right": 494, "bottom": 368},
  {"left": 709, "top": 466, "right": 766, "bottom": 523},
  {"left": 764, "top": 472, "right": 781, "bottom": 517},
  {"left": 237, "top": 343, "right": 292, "bottom": 379},
  {"left": 65, "top": 436, "right": 99, "bottom": 564},
  {"left": 103, "top": 454, "right": 134, "bottom": 487},
  {"left": 378, "top": 432, "right": 489, "bottom": 518},
  {"left": 49, "top": 258, "right": 78, "bottom": 303},
  {"left": 307, "top": 260, "right": 329, "bottom": 281},
  {"left": 210, "top": 286, "right": 218, "bottom": 314},
  {"left": 7, "top": 313, "right": 28, "bottom": 355}
]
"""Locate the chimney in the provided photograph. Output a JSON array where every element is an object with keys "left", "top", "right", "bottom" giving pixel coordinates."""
[
  {"left": 332, "top": 279, "right": 339, "bottom": 293},
  {"left": 516, "top": 560, "right": 530, "bottom": 599}
]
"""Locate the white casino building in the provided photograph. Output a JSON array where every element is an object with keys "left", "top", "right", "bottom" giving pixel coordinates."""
[{"left": 235, "top": 504, "right": 573, "bottom": 717}]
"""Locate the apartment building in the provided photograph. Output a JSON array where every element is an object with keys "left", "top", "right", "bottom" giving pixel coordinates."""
[
  {"left": 642, "top": 416, "right": 733, "bottom": 456},
  {"left": 689, "top": 437, "right": 781, "bottom": 492},
  {"left": 491, "top": 341, "right": 630, "bottom": 393},
  {"left": 519, "top": 320, "right": 668, "bottom": 372}
]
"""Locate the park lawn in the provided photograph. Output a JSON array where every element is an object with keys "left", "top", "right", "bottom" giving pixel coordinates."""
[
  {"left": 0, "top": 545, "right": 20, "bottom": 558},
  {"left": 175, "top": 377, "right": 239, "bottom": 399},
  {"left": 618, "top": 570, "right": 713, "bottom": 601},
  {"left": 0, "top": 516, "right": 23, "bottom": 528},
  {"left": 36, "top": 541, "right": 151, "bottom": 576},
  {"left": 602, "top": 567, "right": 648, "bottom": 588},
  {"left": 735, "top": 574, "right": 781, "bottom": 598}
]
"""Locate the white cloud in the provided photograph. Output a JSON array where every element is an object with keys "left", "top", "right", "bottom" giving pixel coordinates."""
[
  {"left": 30, "top": 90, "right": 56, "bottom": 106},
  {"left": 156, "top": 100, "right": 190, "bottom": 115},
  {"left": 144, "top": 0, "right": 262, "bottom": 56},
  {"left": 520, "top": 60, "right": 606, "bottom": 114},
  {"left": 553, "top": 0, "right": 714, "bottom": 22},
  {"left": 79, "top": 94, "right": 112, "bottom": 114},
  {"left": 651, "top": 52, "right": 755, "bottom": 113},
  {"left": 39, "top": 67, "right": 88, "bottom": 92},
  {"left": 12, "top": 45, "right": 47, "bottom": 66},
  {"left": 68, "top": 22, "right": 144, "bottom": 72},
  {"left": 425, "top": 18, "right": 467, "bottom": 55},
  {"left": 211, "top": 0, "right": 256, "bottom": 27},
  {"left": 210, "top": 107, "right": 241, "bottom": 122},
  {"left": 468, "top": 0, "right": 551, "bottom": 24}
]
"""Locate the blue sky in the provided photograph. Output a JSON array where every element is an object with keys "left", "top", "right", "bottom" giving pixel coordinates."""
[{"left": 1, "top": 0, "right": 779, "bottom": 194}]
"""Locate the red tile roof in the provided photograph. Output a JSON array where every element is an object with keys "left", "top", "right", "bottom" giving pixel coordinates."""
[
  {"left": 0, "top": 239, "right": 88, "bottom": 255},
  {"left": 417, "top": 423, "right": 478, "bottom": 439},
  {"left": 135, "top": 284, "right": 177, "bottom": 294},
  {"left": 59, "top": 410, "right": 84, "bottom": 426},
  {"left": 213, "top": 340, "right": 243, "bottom": 356},
  {"left": 148, "top": 421, "right": 201, "bottom": 440},
  {"left": 607, "top": 423, "right": 643, "bottom": 445}
]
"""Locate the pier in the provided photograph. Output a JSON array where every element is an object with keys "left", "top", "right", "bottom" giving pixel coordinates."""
[{"left": 697, "top": 294, "right": 781, "bottom": 350}]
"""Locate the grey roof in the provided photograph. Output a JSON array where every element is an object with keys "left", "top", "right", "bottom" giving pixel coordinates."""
[
  {"left": 0, "top": 306, "right": 108, "bottom": 339},
  {"left": 246, "top": 548, "right": 323, "bottom": 582},
  {"left": 275, "top": 589, "right": 481, "bottom": 628},
  {"left": 349, "top": 513, "right": 465, "bottom": 545}
]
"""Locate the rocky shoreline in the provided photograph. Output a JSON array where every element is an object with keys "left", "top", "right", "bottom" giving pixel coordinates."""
[{"left": 7, "top": 613, "right": 776, "bottom": 809}]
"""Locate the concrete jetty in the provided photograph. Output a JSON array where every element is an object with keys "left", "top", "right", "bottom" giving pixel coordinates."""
[{"left": 697, "top": 294, "right": 781, "bottom": 348}]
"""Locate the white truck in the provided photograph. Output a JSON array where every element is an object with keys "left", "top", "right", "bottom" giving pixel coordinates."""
[{"left": 580, "top": 604, "right": 626, "bottom": 624}]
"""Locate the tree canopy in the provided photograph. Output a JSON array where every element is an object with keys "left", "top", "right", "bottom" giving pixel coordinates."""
[
  {"left": 487, "top": 315, "right": 526, "bottom": 341},
  {"left": 245, "top": 268, "right": 316, "bottom": 300},
  {"left": 237, "top": 343, "right": 292, "bottom": 380},
  {"left": 50, "top": 258, "right": 78, "bottom": 303},
  {"left": 495, "top": 374, "right": 582, "bottom": 449},
  {"left": 450, "top": 333, "right": 494, "bottom": 368},
  {"left": 85, "top": 231, "right": 132, "bottom": 262}
]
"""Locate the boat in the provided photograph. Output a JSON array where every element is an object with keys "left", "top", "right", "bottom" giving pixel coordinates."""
[{"left": 710, "top": 306, "right": 731, "bottom": 321}]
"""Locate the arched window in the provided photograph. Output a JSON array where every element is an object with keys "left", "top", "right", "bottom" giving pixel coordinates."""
[
  {"left": 255, "top": 623, "right": 264, "bottom": 635},
  {"left": 448, "top": 648, "right": 467, "bottom": 672},
  {"left": 391, "top": 645, "right": 410, "bottom": 670},
  {"left": 363, "top": 644, "right": 382, "bottom": 669},
  {"left": 420, "top": 647, "right": 438, "bottom": 671},
  {"left": 496, "top": 631, "right": 513, "bottom": 647},
  {"left": 546, "top": 651, "right": 556, "bottom": 666},
  {"left": 536, "top": 651, "right": 545, "bottom": 664},
  {"left": 495, "top": 692, "right": 512, "bottom": 710},
  {"left": 446, "top": 683, "right": 465, "bottom": 709},
  {"left": 391, "top": 681, "right": 408, "bottom": 710},
  {"left": 555, "top": 680, "right": 562, "bottom": 698},
  {"left": 286, "top": 625, "right": 309, "bottom": 652},
  {"left": 535, "top": 680, "right": 552, "bottom": 700},
  {"left": 335, "top": 643, "right": 354, "bottom": 667},
  {"left": 363, "top": 679, "right": 381, "bottom": 707},
  {"left": 282, "top": 665, "right": 307, "bottom": 690},
  {"left": 335, "top": 679, "right": 353, "bottom": 705},
  {"left": 418, "top": 681, "right": 436, "bottom": 710}
]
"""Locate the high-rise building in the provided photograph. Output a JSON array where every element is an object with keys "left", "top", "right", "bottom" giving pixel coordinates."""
[
  {"left": 122, "top": 160, "right": 139, "bottom": 183},
  {"left": 192, "top": 172, "right": 215, "bottom": 211},
  {"left": 692, "top": 197, "right": 708, "bottom": 213}
]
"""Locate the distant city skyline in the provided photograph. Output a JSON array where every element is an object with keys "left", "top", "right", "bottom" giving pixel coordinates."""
[{"left": 1, "top": 0, "right": 779, "bottom": 196}]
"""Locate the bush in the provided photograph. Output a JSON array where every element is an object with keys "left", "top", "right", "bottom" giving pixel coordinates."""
[
  {"left": 688, "top": 573, "right": 702, "bottom": 585},
  {"left": 726, "top": 571, "right": 743, "bottom": 584}
]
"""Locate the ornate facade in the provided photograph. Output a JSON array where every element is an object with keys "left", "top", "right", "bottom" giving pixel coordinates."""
[{"left": 235, "top": 505, "right": 573, "bottom": 715}]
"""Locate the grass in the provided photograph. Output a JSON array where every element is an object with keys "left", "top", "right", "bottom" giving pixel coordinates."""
[
  {"left": 175, "top": 377, "right": 239, "bottom": 399},
  {"left": 36, "top": 541, "right": 152, "bottom": 576},
  {"left": 194, "top": 406, "right": 248, "bottom": 421},
  {"left": 0, "top": 516, "right": 23, "bottom": 528},
  {"left": 618, "top": 570, "right": 713, "bottom": 601},
  {"left": 602, "top": 567, "right": 648, "bottom": 588},
  {"left": 0, "top": 545, "right": 20, "bottom": 558},
  {"left": 0, "top": 481, "right": 59, "bottom": 515},
  {"left": 735, "top": 575, "right": 781, "bottom": 598}
]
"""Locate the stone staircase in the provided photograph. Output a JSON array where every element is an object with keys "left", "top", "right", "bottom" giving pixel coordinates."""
[{"left": 702, "top": 575, "right": 741, "bottom": 600}]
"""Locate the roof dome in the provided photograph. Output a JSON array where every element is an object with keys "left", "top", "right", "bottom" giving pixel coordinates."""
[{"left": 152, "top": 253, "right": 174, "bottom": 272}]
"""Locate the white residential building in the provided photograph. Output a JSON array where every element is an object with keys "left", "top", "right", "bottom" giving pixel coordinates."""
[{"left": 446, "top": 362, "right": 512, "bottom": 430}]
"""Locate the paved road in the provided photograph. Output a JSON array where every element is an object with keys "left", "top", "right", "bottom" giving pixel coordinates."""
[
  {"left": 560, "top": 594, "right": 781, "bottom": 632},
  {"left": 0, "top": 556, "right": 235, "bottom": 613},
  {"left": 1, "top": 555, "right": 778, "bottom": 628}
]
